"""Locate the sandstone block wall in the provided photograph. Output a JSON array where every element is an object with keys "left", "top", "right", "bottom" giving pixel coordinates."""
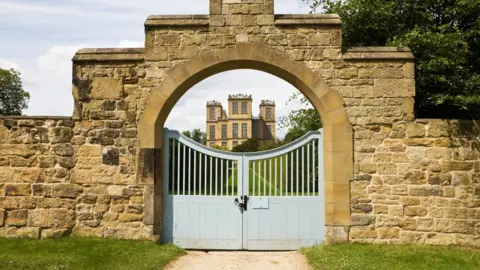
[{"left": 1, "top": 0, "right": 479, "bottom": 246}]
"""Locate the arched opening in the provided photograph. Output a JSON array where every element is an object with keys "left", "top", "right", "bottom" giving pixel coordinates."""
[{"left": 138, "top": 43, "right": 353, "bottom": 246}]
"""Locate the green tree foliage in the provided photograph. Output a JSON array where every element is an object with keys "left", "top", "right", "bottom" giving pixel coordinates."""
[
  {"left": 0, "top": 68, "right": 30, "bottom": 115},
  {"left": 304, "top": 0, "right": 480, "bottom": 119},
  {"left": 280, "top": 93, "right": 322, "bottom": 143},
  {"left": 232, "top": 138, "right": 260, "bottom": 152},
  {"left": 182, "top": 129, "right": 206, "bottom": 145},
  {"left": 211, "top": 144, "right": 230, "bottom": 151}
]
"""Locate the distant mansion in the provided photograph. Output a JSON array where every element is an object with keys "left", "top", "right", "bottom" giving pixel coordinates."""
[{"left": 206, "top": 94, "right": 276, "bottom": 149}]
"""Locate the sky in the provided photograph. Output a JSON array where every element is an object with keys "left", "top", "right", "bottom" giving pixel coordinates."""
[{"left": 0, "top": 0, "right": 312, "bottom": 138}]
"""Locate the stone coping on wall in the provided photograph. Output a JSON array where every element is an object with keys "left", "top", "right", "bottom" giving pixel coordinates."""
[
  {"left": 144, "top": 14, "right": 342, "bottom": 27},
  {"left": 274, "top": 14, "right": 342, "bottom": 25},
  {"left": 344, "top": 47, "right": 415, "bottom": 60},
  {"left": 145, "top": 15, "right": 210, "bottom": 27},
  {"left": 0, "top": 116, "right": 72, "bottom": 120},
  {"left": 72, "top": 48, "right": 145, "bottom": 62}
]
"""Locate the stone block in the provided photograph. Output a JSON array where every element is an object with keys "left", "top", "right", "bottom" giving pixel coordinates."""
[
  {"left": 118, "top": 213, "right": 143, "bottom": 222},
  {"left": 404, "top": 206, "right": 428, "bottom": 216},
  {"left": 103, "top": 212, "right": 119, "bottom": 222},
  {"left": 374, "top": 79, "right": 414, "bottom": 97},
  {"left": 325, "top": 226, "right": 349, "bottom": 244},
  {"left": 400, "top": 231, "right": 425, "bottom": 244},
  {"left": 350, "top": 227, "right": 377, "bottom": 239},
  {"left": 406, "top": 123, "right": 425, "bottom": 138},
  {"left": 28, "top": 209, "right": 76, "bottom": 229},
  {"left": 404, "top": 171, "right": 426, "bottom": 184},
  {"left": 378, "top": 227, "right": 400, "bottom": 239},
  {"left": 48, "top": 127, "right": 73, "bottom": 143},
  {"left": 16, "top": 227, "right": 40, "bottom": 239},
  {"left": 351, "top": 215, "right": 375, "bottom": 226},
  {"left": 90, "top": 77, "right": 123, "bottom": 100},
  {"left": 6, "top": 210, "right": 28, "bottom": 226},
  {"left": 441, "top": 161, "right": 474, "bottom": 172},
  {"left": 41, "top": 229, "right": 69, "bottom": 239},
  {"left": 102, "top": 147, "right": 120, "bottom": 166},
  {"left": 5, "top": 184, "right": 31, "bottom": 196}
]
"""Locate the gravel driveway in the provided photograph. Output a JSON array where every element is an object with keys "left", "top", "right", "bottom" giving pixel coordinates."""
[{"left": 165, "top": 251, "right": 311, "bottom": 270}]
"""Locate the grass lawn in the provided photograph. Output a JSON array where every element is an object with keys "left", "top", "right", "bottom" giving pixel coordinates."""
[
  {"left": 0, "top": 237, "right": 185, "bottom": 270},
  {"left": 302, "top": 243, "right": 480, "bottom": 270}
]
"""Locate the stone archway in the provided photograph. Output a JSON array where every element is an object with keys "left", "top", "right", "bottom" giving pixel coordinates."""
[{"left": 138, "top": 42, "right": 353, "bottom": 243}]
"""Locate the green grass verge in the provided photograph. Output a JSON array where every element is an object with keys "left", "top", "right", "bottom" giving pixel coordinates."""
[
  {"left": 0, "top": 237, "right": 185, "bottom": 270},
  {"left": 302, "top": 243, "right": 480, "bottom": 270}
]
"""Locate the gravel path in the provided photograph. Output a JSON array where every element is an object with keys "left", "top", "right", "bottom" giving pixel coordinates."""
[{"left": 165, "top": 251, "right": 311, "bottom": 270}]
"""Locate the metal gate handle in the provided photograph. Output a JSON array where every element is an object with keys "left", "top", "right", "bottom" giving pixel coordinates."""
[
  {"left": 242, "top": 195, "right": 249, "bottom": 211},
  {"left": 234, "top": 196, "right": 249, "bottom": 211}
]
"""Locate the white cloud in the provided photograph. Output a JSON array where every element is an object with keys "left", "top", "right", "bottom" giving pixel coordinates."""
[{"left": 0, "top": 58, "right": 23, "bottom": 73}]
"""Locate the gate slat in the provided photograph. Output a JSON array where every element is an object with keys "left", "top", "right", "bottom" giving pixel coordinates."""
[
  {"left": 302, "top": 145, "right": 304, "bottom": 196},
  {"left": 252, "top": 161, "right": 255, "bottom": 196},
  {"left": 183, "top": 144, "right": 186, "bottom": 195},
  {"left": 194, "top": 149, "right": 196, "bottom": 196},
  {"left": 210, "top": 156, "right": 213, "bottom": 196},
  {"left": 221, "top": 159, "right": 223, "bottom": 196},
  {"left": 204, "top": 154, "right": 207, "bottom": 196},
  {"left": 188, "top": 147, "right": 192, "bottom": 195},
  {"left": 280, "top": 156, "right": 283, "bottom": 196},
  {"left": 177, "top": 141, "right": 180, "bottom": 195},
  {"left": 172, "top": 139, "right": 175, "bottom": 195},
  {"left": 269, "top": 159, "right": 272, "bottom": 196},
  {"left": 290, "top": 151, "right": 293, "bottom": 197},
  {"left": 274, "top": 157, "right": 277, "bottom": 196},
  {"left": 263, "top": 159, "right": 266, "bottom": 196},
  {"left": 296, "top": 148, "right": 299, "bottom": 196}
]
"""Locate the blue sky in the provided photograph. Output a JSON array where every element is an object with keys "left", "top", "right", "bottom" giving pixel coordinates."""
[{"left": 0, "top": 0, "right": 311, "bottom": 137}]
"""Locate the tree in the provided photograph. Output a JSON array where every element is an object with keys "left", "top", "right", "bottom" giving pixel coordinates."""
[
  {"left": 279, "top": 92, "right": 322, "bottom": 143},
  {"left": 232, "top": 138, "right": 260, "bottom": 153},
  {"left": 182, "top": 129, "right": 206, "bottom": 145},
  {"left": 0, "top": 68, "right": 30, "bottom": 115},
  {"left": 211, "top": 144, "right": 230, "bottom": 151},
  {"left": 304, "top": 0, "right": 480, "bottom": 119}
]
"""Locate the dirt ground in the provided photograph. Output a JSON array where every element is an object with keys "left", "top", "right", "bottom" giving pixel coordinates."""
[{"left": 165, "top": 251, "right": 311, "bottom": 270}]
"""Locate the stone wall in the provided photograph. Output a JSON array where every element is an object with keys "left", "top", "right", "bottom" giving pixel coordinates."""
[
  {"left": 351, "top": 119, "right": 480, "bottom": 245},
  {"left": 0, "top": 0, "right": 479, "bottom": 246}
]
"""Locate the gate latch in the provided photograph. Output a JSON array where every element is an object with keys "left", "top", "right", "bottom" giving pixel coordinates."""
[{"left": 234, "top": 195, "right": 249, "bottom": 211}]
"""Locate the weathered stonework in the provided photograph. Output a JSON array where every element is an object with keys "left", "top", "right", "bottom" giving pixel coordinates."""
[{"left": 0, "top": 0, "right": 479, "bottom": 246}]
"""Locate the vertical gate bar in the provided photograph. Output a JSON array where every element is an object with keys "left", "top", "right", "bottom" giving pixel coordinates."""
[
  {"left": 193, "top": 149, "right": 196, "bottom": 196},
  {"left": 172, "top": 139, "right": 175, "bottom": 195},
  {"left": 263, "top": 159, "right": 266, "bottom": 196},
  {"left": 280, "top": 155, "right": 283, "bottom": 196},
  {"left": 269, "top": 159, "right": 272, "bottom": 196},
  {"left": 215, "top": 158, "right": 218, "bottom": 196},
  {"left": 296, "top": 148, "right": 299, "bottom": 196},
  {"left": 252, "top": 161, "right": 255, "bottom": 196},
  {"left": 177, "top": 141, "right": 180, "bottom": 195},
  {"left": 199, "top": 153, "right": 202, "bottom": 195},
  {"left": 290, "top": 151, "right": 293, "bottom": 196},
  {"left": 204, "top": 154, "right": 207, "bottom": 196},
  {"left": 318, "top": 138, "right": 321, "bottom": 197},
  {"left": 307, "top": 142, "right": 310, "bottom": 196},
  {"left": 221, "top": 159, "right": 224, "bottom": 196},
  {"left": 274, "top": 157, "right": 277, "bottom": 196},
  {"left": 210, "top": 156, "right": 213, "bottom": 196},
  {"left": 182, "top": 144, "right": 186, "bottom": 195},
  {"left": 188, "top": 147, "right": 191, "bottom": 195},
  {"left": 257, "top": 161, "right": 260, "bottom": 196},
  {"left": 312, "top": 140, "right": 316, "bottom": 196},
  {"left": 230, "top": 161, "right": 233, "bottom": 196},
  {"left": 302, "top": 146, "right": 305, "bottom": 196}
]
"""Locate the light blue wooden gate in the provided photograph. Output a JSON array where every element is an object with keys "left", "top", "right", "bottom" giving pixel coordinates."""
[{"left": 162, "top": 128, "right": 324, "bottom": 250}]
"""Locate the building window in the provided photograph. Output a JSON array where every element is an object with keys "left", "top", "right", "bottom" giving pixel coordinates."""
[
  {"left": 232, "top": 102, "right": 238, "bottom": 114},
  {"left": 222, "top": 141, "right": 227, "bottom": 147},
  {"left": 221, "top": 124, "right": 227, "bottom": 139},
  {"left": 267, "top": 125, "right": 273, "bottom": 139},
  {"left": 266, "top": 107, "right": 272, "bottom": 120},
  {"left": 241, "top": 102, "right": 247, "bottom": 114},
  {"left": 209, "top": 107, "right": 215, "bottom": 121},
  {"left": 209, "top": 125, "right": 215, "bottom": 140},
  {"left": 242, "top": 123, "right": 247, "bottom": 138},
  {"left": 233, "top": 123, "right": 238, "bottom": 138},
  {"left": 233, "top": 141, "right": 238, "bottom": 147}
]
